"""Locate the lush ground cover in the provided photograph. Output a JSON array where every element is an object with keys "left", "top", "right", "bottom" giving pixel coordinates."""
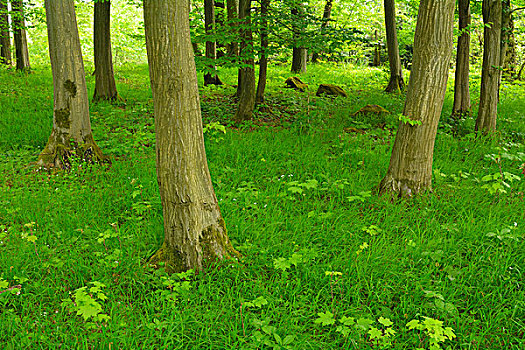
[{"left": 0, "top": 63, "right": 524, "bottom": 349}]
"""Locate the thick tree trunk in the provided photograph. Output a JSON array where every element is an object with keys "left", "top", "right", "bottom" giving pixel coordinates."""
[
  {"left": 93, "top": 0, "right": 118, "bottom": 101},
  {"left": 256, "top": 0, "right": 269, "bottom": 104},
  {"left": 38, "top": 0, "right": 106, "bottom": 169},
  {"left": 234, "top": 0, "right": 255, "bottom": 121},
  {"left": 452, "top": 0, "right": 471, "bottom": 116},
  {"left": 204, "top": 0, "right": 222, "bottom": 85},
  {"left": 383, "top": 0, "right": 405, "bottom": 92},
  {"left": 226, "top": 0, "right": 238, "bottom": 57},
  {"left": 0, "top": 0, "right": 11, "bottom": 65},
  {"left": 143, "top": 0, "right": 237, "bottom": 273},
  {"left": 379, "top": 0, "right": 455, "bottom": 197},
  {"left": 12, "top": 0, "right": 29, "bottom": 71},
  {"left": 476, "top": 0, "right": 502, "bottom": 133},
  {"left": 290, "top": 5, "right": 306, "bottom": 73},
  {"left": 311, "top": 0, "right": 332, "bottom": 63}
]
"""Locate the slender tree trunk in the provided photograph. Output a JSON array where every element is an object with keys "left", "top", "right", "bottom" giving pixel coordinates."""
[
  {"left": 226, "top": 0, "right": 238, "bottom": 57},
  {"left": 234, "top": 0, "right": 255, "bottom": 121},
  {"left": 379, "top": 0, "right": 455, "bottom": 197},
  {"left": 383, "top": 0, "right": 405, "bottom": 92},
  {"left": 291, "top": 5, "right": 306, "bottom": 73},
  {"left": 93, "top": 0, "right": 118, "bottom": 101},
  {"left": 256, "top": 0, "right": 269, "bottom": 104},
  {"left": 499, "top": 0, "right": 510, "bottom": 78},
  {"left": 12, "top": 0, "right": 29, "bottom": 71},
  {"left": 502, "top": 10, "right": 516, "bottom": 76},
  {"left": 143, "top": 0, "right": 237, "bottom": 273},
  {"left": 0, "top": 0, "right": 11, "bottom": 65},
  {"left": 452, "top": 0, "right": 471, "bottom": 116},
  {"left": 204, "top": 0, "right": 222, "bottom": 85},
  {"left": 311, "top": 0, "right": 332, "bottom": 63},
  {"left": 372, "top": 29, "right": 381, "bottom": 66},
  {"left": 476, "top": 0, "right": 502, "bottom": 133},
  {"left": 39, "top": 0, "right": 106, "bottom": 169}
]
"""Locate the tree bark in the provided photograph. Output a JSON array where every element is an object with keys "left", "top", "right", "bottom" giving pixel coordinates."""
[
  {"left": 226, "top": 0, "right": 238, "bottom": 57},
  {"left": 372, "top": 29, "right": 381, "bottom": 67},
  {"left": 311, "top": 0, "right": 332, "bottom": 63},
  {"left": 452, "top": 0, "right": 471, "bottom": 116},
  {"left": 379, "top": 0, "right": 455, "bottom": 197},
  {"left": 234, "top": 0, "right": 255, "bottom": 121},
  {"left": 204, "top": 0, "right": 222, "bottom": 85},
  {"left": 93, "top": 0, "right": 118, "bottom": 101},
  {"left": 39, "top": 0, "right": 106, "bottom": 169},
  {"left": 143, "top": 0, "right": 237, "bottom": 273},
  {"left": 256, "top": 0, "right": 269, "bottom": 104},
  {"left": 0, "top": 0, "right": 11, "bottom": 65},
  {"left": 476, "top": 0, "right": 502, "bottom": 133},
  {"left": 12, "top": 0, "right": 29, "bottom": 71},
  {"left": 291, "top": 5, "right": 307, "bottom": 73},
  {"left": 383, "top": 0, "right": 405, "bottom": 92}
]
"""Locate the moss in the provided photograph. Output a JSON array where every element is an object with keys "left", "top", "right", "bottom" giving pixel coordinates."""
[
  {"left": 147, "top": 241, "right": 187, "bottom": 274},
  {"left": 64, "top": 80, "right": 77, "bottom": 97},
  {"left": 55, "top": 108, "right": 71, "bottom": 129}
]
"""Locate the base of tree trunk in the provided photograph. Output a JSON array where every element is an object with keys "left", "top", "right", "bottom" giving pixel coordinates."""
[
  {"left": 204, "top": 74, "right": 223, "bottom": 86},
  {"left": 378, "top": 175, "right": 431, "bottom": 198},
  {"left": 93, "top": 91, "right": 122, "bottom": 103},
  {"left": 384, "top": 75, "right": 405, "bottom": 93},
  {"left": 36, "top": 134, "right": 109, "bottom": 170}
]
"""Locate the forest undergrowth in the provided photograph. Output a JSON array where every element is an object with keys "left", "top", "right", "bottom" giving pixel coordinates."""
[{"left": 0, "top": 63, "right": 524, "bottom": 349}]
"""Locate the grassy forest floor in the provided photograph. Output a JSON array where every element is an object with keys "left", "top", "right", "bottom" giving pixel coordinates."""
[{"left": 0, "top": 63, "right": 524, "bottom": 349}]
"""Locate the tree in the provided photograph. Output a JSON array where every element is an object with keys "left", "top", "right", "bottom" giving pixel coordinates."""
[
  {"left": 383, "top": 0, "right": 405, "bottom": 92},
  {"left": 476, "top": 0, "right": 502, "bottom": 133},
  {"left": 12, "top": 0, "right": 29, "bottom": 71},
  {"left": 311, "top": 0, "right": 333, "bottom": 63},
  {"left": 93, "top": 0, "right": 119, "bottom": 101},
  {"left": 256, "top": 0, "right": 269, "bottom": 104},
  {"left": 38, "top": 0, "right": 106, "bottom": 168},
  {"left": 143, "top": 0, "right": 238, "bottom": 272},
  {"left": 226, "top": 0, "right": 239, "bottom": 57},
  {"left": 291, "top": 3, "right": 307, "bottom": 73},
  {"left": 204, "top": 0, "right": 223, "bottom": 85},
  {"left": 0, "top": 0, "right": 11, "bottom": 66},
  {"left": 378, "top": 0, "right": 455, "bottom": 197},
  {"left": 452, "top": 0, "right": 471, "bottom": 116},
  {"left": 234, "top": 0, "right": 256, "bottom": 121}
]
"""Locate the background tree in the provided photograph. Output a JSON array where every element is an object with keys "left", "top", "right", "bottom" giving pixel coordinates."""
[
  {"left": 379, "top": 0, "right": 455, "bottom": 196},
  {"left": 256, "top": 0, "right": 269, "bottom": 104},
  {"left": 12, "top": 0, "right": 29, "bottom": 71},
  {"left": 290, "top": 2, "right": 307, "bottom": 73},
  {"left": 0, "top": 0, "right": 11, "bottom": 65},
  {"left": 204, "top": 0, "right": 223, "bottom": 85},
  {"left": 93, "top": 0, "right": 119, "bottom": 101},
  {"left": 226, "top": 0, "right": 239, "bottom": 57},
  {"left": 311, "top": 0, "right": 333, "bottom": 63},
  {"left": 383, "top": 0, "right": 405, "bottom": 92},
  {"left": 476, "top": 0, "right": 502, "bottom": 133},
  {"left": 38, "top": 0, "right": 106, "bottom": 168},
  {"left": 452, "top": 0, "right": 471, "bottom": 116},
  {"left": 143, "top": 0, "right": 237, "bottom": 272}
]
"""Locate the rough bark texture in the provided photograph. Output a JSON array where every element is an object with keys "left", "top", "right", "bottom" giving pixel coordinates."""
[
  {"left": 0, "top": 0, "right": 11, "bottom": 65},
  {"left": 12, "top": 0, "right": 29, "bottom": 71},
  {"left": 290, "top": 5, "right": 306, "bottom": 73},
  {"left": 476, "top": 0, "right": 502, "bottom": 133},
  {"left": 256, "top": 0, "right": 269, "bottom": 104},
  {"left": 311, "top": 0, "right": 332, "bottom": 63},
  {"left": 39, "top": 0, "right": 106, "bottom": 169},
  {"left": 452, "top": 0, "right": 471, "bottom": 116},
  {"left": 143, "top": 0, "right": 237, "bottom": 273},
  {"left": 500, "top": 1, "right": 516, "bottom": 77},
  {"left": 379, "top": 0, "right": 455, "bottom": 197},
  {"left": 93, "top": 0, "right": 118, "bottom": 101},
  {"left": 383, "top": 0, "right": 405, "bottom": 92},
  {"left": 234, "top": 0, "right": 255, "bottom": 121},
  {"left": 226, "top": 0, "right": 238, "bottom": 57},
  {"left": 204, "top": 0, "right": 222, "bottom": 85}
]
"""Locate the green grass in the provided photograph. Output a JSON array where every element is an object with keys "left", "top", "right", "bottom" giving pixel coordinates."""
[{"left": 0, "top": 62, "right": 524, "bottom": 349}]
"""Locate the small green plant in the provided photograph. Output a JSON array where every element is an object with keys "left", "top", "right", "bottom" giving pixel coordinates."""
[
  {"left": 250, "top": 317, "right": 296, "bottom": 350},
  {"left": 62, "top": 282, "right": 111, "bottom": 324},
  {"left": 398, "top": 113, "right": 422, "bottom": 126},
  {"left": 480, "top": 171, "right": 521, "bottom": 194},
  {"left": 406, "top": 317, "right": 456, "bottom": 350},
  {"left": 486, "top": 224, "right": 522, "bottom": 243},
  {"left": 273, "top": 253, "right": 306, "bottom": 272},
  {"left": 203, "top": 121, "right": 227, "bottom": 142},
  {"left": 347, "top": 190, "right": 371, "bottom": 202}
]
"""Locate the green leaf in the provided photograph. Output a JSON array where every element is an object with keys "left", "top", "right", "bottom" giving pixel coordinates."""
[
  {"left": 406, "top": 319, "right": 421, "bottom": 330},
  {"left": 273, "top": 258, "right": 291, "bottom": 271},
  {"left": 339, "top": 316, "right": 355, "bottom": 326},
  {"left": 378, "top": 316, "right": 393, "bottom": 327},
  {"left": 356, "top": 317, "right": 374, "bottom": 330},
  {"left": 282, "top": 335, "right": 295, "bottom": 345},
  {"left": 368, "top": 326, "right": 382, "bottom": 340},
  {"left": 288, "top": 253, "right": 303, "bottom": 266},
  {"left": 315, "top": 311, "right": 335, "bottom": 326}
]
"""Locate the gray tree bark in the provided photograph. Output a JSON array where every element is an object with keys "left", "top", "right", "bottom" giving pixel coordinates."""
[
  {"left": 476, "top": 0, "right": 502, "bottom": 133},
  {"left": 226, "top": 0, "right": 238, "bottom": 57},
  {"left": 143, "top": 0, "right": 237, "bottom": 273},
  {"left": 204, "top": 0, "right": 222, "bottom": 85},
  {"left": 0, "top": 0, "right": 11, "bottom": 65},
  {"left": 452, "top": 0, "right": 471, "bottom": 116},
  {"left": 383, "top": 0, "right": 405, "bottom": 92},
  {"left": 12, "top": 0, "right": 29, "bottom": 71},
  {"left": 379, "top": 0, "right": 455, "bottom": 197},
  {"left": 256, "top": 0, "right": 269, "bottom": 104},
  {"left": 38, "top": 0, "right": 106, "bottom": 169},
  {"left": 291, "top": 4, "right": 307, "bottom": 73},
  {"left": 93, "top": 0, "right": 119, "bottom": 101}
]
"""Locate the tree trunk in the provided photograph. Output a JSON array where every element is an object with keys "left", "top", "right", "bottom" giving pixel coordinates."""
[
  {"left": 372, "top": 29, "right": 381, "bottom": 67},
  {"left": 0, "top": 0, "right": 11, "bottom": 65},
  {"left": 256, "top": 0, "right": 269, "bottom": 104},
  {"left": 38, "top": 0, "right": 106, "bottom": 169},
  {"left": 311, "top": 0, "right": 332, "bottom": 63},
  {"left": 143, "top": 0, "right": 237, "bottom": 273},
  {"left": 290, "top": 5, "right": 306, "bottom": 73},
  {"left": 383, "top": 0, "right": 405, "bottom": 92},
  {"left": 93, "top": 0, "right": 118, "bottom": 102},
  {"left": 476, "top": 0, "right": 502, "bottom": 133},
  {"left": 379, "top": 0, "right": 455, "bottom": 197},
  {"left": 452, "top": 0, "right": 471, "bottom": 116},
  {"left": 204, "top": 0, "right": 222, "bottom": 85},
  {"left": 226, "top": 0, "right": 238, "bottom": 57},
  {"left": 12, "top": 0, "right": 29, "bottom": 71},
  {"left": 234, "top": 0, "right": 255, "bottom": 121}
]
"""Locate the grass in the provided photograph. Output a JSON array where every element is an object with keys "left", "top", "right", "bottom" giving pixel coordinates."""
[{"left": 0, "top": 62, "right": 524, "bottom": 349}]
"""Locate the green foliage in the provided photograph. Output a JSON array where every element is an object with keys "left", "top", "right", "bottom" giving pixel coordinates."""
[
  {"left": 407, "top": 317, "right": 456, "bottom": 350},
  {"left": 62, "top": 282, "right": 111, "bottom": 324}
]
